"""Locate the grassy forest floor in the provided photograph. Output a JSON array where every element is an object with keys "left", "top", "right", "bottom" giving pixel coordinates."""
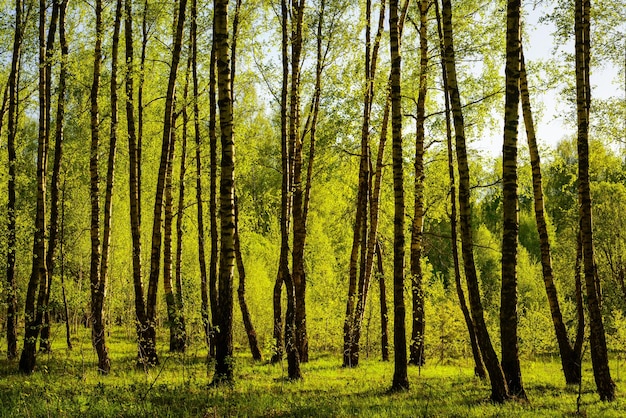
[{"left": 1, "top": 327, "right": 626, "bottom": 417}]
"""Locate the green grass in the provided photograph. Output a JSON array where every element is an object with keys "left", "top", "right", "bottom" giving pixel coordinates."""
[{"left": 1, "top": 328, "right": 625, "bottom": 417}]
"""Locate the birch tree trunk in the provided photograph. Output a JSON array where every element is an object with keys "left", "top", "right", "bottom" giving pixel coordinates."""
[
  {"left": 575, "top": 0, "right": 615, "bottom": 401},
  {"left": 20, "top": 0, "right": 57, "bottom": 374},
  {"left": 376, "top": 243, "right": 389, "bottom": 361},
  {"left": 390, "top": 0, "right": 408, "bottom": 391},
  {"left": 434, "top": 0, "right": 485, "bottom": 378},
  {"left": 212, "top": 0, "right": 236, "bottom": 384},
  {"left": 409, "top": 0, "right": 428, "bottom": 367},
  {"left": 520, "top": 46, "right": 581, "bottom": 385},
  {"left": 41, "top": 0, "right": 70, "bottom": 354},
  {"left": 440, "top": 0, "right": 509, "bottom": 402},
  {"left": 191, "top": 0, "right": 212, "bottom": 353},
  {"left": 145, "top": 0, "right": 188, "bottom": 366},
  {"left": 344, "top": 0, "right": 385, "bottom": 368},
  {"left": 500, "top": 0, "right": 525, "bottom": 399},
  {"left": 209, "top": 41, "right": 220, "bottom": 361},
  {"left": 6, "top": 0, "right": 23, "bottom": 361}
]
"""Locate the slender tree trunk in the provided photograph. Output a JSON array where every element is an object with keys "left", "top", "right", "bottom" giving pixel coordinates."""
[
  {"left": 164, "top": 121, "right": 177, "bottom": 350},
  {"left": 212, "top": 0, "right": 236, "bottom": 384},
  {"left": 344, "top": 0, "right": 372, "bottom": 367},
  {"left": 233, "top": 197, "right": 263, "bottom": 361},
  {"left": 292, "top": 0, "right": 328, "bottom": 366},
  {"left": 173, "top": 59, "right": 191, "bottom": 354},
  {"left": 575, "top": 0, "right": 615, "bottom": 401},
  {"left": 271, "top": 270, "right": 284, "bottom": 363},
  {"left": 99, "top": 0, "right": 121, "bottom": 363},
  {"left": 209, "top": 41, "right": 220, "bottom": 361},
  {"left": 91, "top": 0, "right": 122, "bottom": 373},
  {"left": 0, "top": 84, "right": 7, "bottom": 138},
  {"left": 520, "top": 47, "right": 581, "bottom": 385},
  {"left": 448, "top": 114, "right": 486, "bottom": 380},
  {"left": 409, "top": 0, "right": 429, "bottom": 367},
  {"left": 59, "top": 181, "right": 72, "bottom": 350},
  {"left": 440, "top": 0, "right": 509, "bottom": 402},
  {"left": 434, "top": 0, "right": 485, "bottom": 378},
  {"left": 284, "top": 266, "right": 301, "bottom": 379},
  {"left": 20, "top": 0, "right": 57, "bottom": 374},
  {"left": 389, "top": 0, "right": 408, "bottom": 391},
  {"left": 191, "top": 0, "right": 211, "bottom": 353},
  {"left": 272, "top": 0, "right": 289, "bottom": 367},
  {"left": 344, "top": 0, "right": 385, "bottom": 368},
  {"left": 500, "top": 0, "right": 525, "bottom": 399},
  {"left": 574, "top": 231, "right": 585, "bottom": 357},
  {"left": 225, "top": 0, "right": 259, "bottom": 362},
  {"left": 6, "top": 0, "right": 23, "bottom": 361},
  {"left": 125, "top": 0, "right": 151, "bottom": 367},
  {"left": 145, "top": 0, "right": 188, "bottom": 367},
  {"left": 87, "top": 0, "right": 108, "bottom": 373},
  {"left": 279, "top": 0, "right": 301, "bottom": 378},
  {"left": 39, "top": 0, "right": 61, "bottom": 354},
  {"left": 164, "top": 106, "right": 186, "bottom": 353},
  {"left": 344, "top": 152, "right": 367, "bottom": 367},
  {"left": 138, "top": 0, "right": 148, "bottom": 217},
  {"left": 360, "top": 87, "right": 389, "bottom": 364},
  {"left": 288, "top": 0, "right": 309, "bottom": 364},
  {"left": 41, "top": 0, "right": 69, "bottom": 354},
  {"left": 376, "top": 242, "right": 389, "bottom": 361}
]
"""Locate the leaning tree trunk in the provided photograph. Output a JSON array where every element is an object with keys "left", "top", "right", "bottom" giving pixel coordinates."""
[
  {"left": 575, "top": 0, "right": 615, "bottom": 401},
  {"left": 6, "top": 0, "right": 23, "bottom": 361},
  {"left": 212, "top": 0, "right": 236, "bottom": 385},
  {"left": 520, "top": 46, "right": 581, "bottom": 385},
  {"left": 145, "top": 0, "right": 188, "bottom": 367},
  {"left": 500, "top": 0, "right": 525, "bottom": 399},
  {"left": 389, "top": 0, "right": 408, "bottom": 391},
  {"left": 234, "top": 197, "right": 263, "bottom": 361},
  {"left": 409, "top": 0, "right": 428, "bottom": 367},
  {"left": 440, "top": 0, "right": 510, "bottom": 402},
  {"left": 434, "top": 0, "right": 485, "bottom": 378}
]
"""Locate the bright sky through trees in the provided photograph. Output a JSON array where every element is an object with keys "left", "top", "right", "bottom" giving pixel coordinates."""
[{"left": 475, "top": 2, "right": 625, "bottom": 157}]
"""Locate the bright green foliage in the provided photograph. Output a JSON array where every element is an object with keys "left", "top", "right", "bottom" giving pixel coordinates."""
[{"left": 0, "top": 0, "right": 626, "bottom": 405}]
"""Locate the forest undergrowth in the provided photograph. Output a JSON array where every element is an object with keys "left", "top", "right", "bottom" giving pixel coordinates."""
[{"left": 0, "top": 326, "right": 625, "bottom": 417}]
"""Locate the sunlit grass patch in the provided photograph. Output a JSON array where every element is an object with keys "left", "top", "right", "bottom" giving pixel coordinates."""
[{"left": 1, "top": 327, "right": 626, "bottom": 416}]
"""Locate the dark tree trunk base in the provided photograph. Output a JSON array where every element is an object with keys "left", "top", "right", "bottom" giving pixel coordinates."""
[
  {"left": 137, "top": 328, "right": 159, "bottom": 368},
  {"left": 19, "top": 342, "right": 37, "bottom": 375}
]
